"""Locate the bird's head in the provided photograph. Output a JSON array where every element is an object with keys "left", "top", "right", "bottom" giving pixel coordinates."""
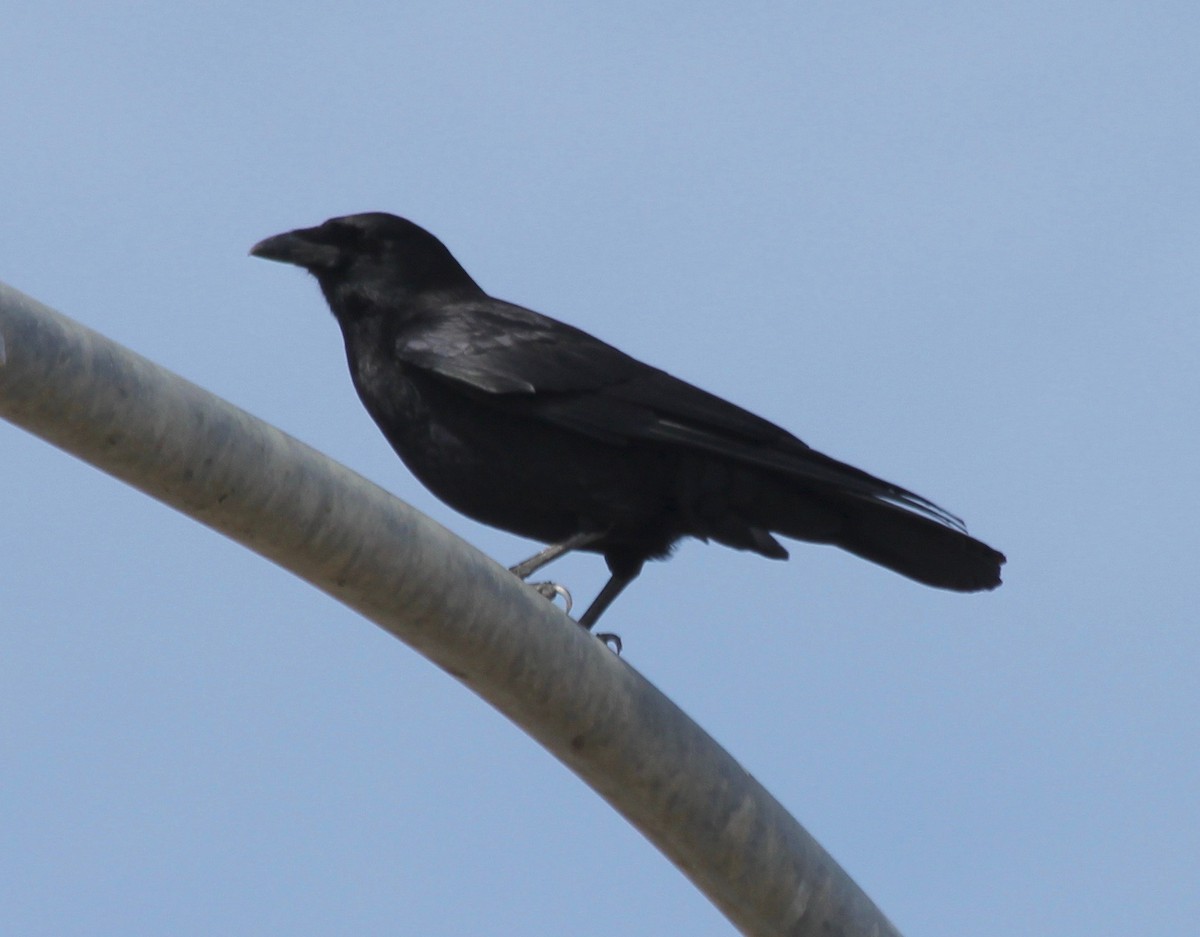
[{"left": 250, "top": 212, "right": 480, "bottom": 304}]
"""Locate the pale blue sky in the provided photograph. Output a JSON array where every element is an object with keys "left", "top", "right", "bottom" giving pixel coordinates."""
[{"left": 2, "top": 5, "right": 1197, "bottom": 935}]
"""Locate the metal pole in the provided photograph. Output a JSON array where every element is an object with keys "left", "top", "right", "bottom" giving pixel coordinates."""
[{"left": 0, "top": 281, "right": 903, "bottom": 937}]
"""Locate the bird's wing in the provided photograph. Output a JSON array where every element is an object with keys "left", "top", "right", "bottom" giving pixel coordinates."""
[
  {"left": 397, "top": 299, "right": 634, "bottom": 394},
  {"left": 396, "top": 299, "right": 964, "bottom": 529}
]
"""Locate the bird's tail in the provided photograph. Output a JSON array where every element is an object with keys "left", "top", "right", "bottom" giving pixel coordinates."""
[
  {"left": 741, "top": 464, "right": 1005, "bottom": 592},
  {"left": 818, "top": 495, "right": 1003, "bottom": 591}
]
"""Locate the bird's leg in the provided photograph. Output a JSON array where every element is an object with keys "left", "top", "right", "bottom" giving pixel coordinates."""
[
  {"left": 509, "top": 531, "right": 603, "bottom": 579},
  {"left": 579, "top": 556, "right": 644, "bottom": 653},
  {"left": 578, "top": 572, "right": 634, "bottom": 629},
  {"left": 510, "top": 531, "right": 604, "bottom": 613},
  {"left": 513, "top": 538, "right": 640, "bottom": 653}
]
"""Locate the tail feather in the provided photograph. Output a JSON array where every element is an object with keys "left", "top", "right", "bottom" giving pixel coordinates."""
[
  {"left": 831, "top": 499, "right": 1004, "bottom": 591},
  {"left": 747, "top": 474, "right": 1005, "bottom": 592}
]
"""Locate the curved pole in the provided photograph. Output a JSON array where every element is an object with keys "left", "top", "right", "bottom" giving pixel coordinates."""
[{"left": 0, "top": 281, "right": 903, "bottom": 937}]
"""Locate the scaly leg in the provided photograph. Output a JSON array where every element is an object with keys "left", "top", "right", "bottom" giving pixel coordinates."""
[{"left": 509, "top": 531, "right": 604, "bottom": 579}]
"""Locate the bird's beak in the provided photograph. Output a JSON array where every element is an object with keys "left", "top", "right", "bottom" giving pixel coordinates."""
[{"left": 249, "top": 227, "right": 341, "bottom": 272}]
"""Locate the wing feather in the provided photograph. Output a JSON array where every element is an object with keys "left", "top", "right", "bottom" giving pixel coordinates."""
[{"left": 395, "top": 298, "right": 965, "bottom": 530}]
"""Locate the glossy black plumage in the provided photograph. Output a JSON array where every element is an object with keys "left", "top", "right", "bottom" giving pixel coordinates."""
[{"left": 251, "top": 212, "right": 1004, "bottom": 627}]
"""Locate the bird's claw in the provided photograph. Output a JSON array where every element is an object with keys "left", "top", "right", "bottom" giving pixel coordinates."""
[
  {"left": 526, "top": 581, "right": 620, "bottom": 652},
  {"left": 530, "top": 581, "right": 573, "bottom": 614}
]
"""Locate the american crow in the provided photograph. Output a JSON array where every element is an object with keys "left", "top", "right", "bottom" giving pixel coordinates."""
[{"left": 251, "top": 213, "right": 1004, "bottom": 629}]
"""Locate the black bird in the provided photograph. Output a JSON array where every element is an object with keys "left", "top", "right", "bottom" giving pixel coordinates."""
[{"left": 251, "top": 212, "right": 1004, "bottom": 630}]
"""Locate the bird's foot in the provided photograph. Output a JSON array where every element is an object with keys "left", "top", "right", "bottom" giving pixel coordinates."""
[
  {"left": 528, "top": 580, "right": 573, "bottom": 615},
  {"left": 521, "top": 577, "right": 620, "bottom": 652}
]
